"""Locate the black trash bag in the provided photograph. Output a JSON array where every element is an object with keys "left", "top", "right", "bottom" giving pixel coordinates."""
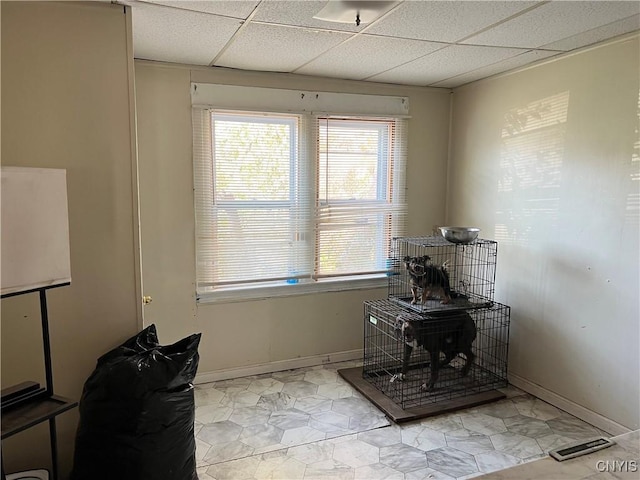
[{"left": 70, "top": 324, "right": 201, "bottom": 480}]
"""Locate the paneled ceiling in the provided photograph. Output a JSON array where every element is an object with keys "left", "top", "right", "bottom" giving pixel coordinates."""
[{"left": 124, "top": 0, "right": 640, "bottom": 88}]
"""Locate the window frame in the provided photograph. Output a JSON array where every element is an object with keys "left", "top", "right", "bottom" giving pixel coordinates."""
[
  {"left": 194, "top": 108, "right": 406, "bottom": 303},
  {"left": 315, "top": 116, "right": 398, "bottom": 279},
  {"left": 204, "top": 111, "right": 306, "bottom": 287}
]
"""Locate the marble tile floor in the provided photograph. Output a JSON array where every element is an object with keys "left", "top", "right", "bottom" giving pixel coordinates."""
[
  {"left": 194, "top": 360, "right": 610, "bottom": 480},
  {"left": 474, "top": 429, "right": 639, "bottom": 480}
]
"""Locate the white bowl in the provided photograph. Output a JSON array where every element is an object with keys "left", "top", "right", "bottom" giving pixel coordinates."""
[{"left": 439, "top": 227, "right": 480, "bottom": 244}]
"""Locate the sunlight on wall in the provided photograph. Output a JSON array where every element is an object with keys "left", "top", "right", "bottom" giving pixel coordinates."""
[
  {"left": 449, "top": 35, "right": 640, "bottom": 430},
  {"left": 495, "top": 92, "right": 570, "bottom": 245},
  {"left": 627, "top": 88, "right": 640, "bottom": 227}
]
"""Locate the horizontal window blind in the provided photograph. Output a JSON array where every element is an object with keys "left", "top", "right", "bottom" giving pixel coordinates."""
[
  {"left": 193, "top": 108, "right": 407, "bottom": 295},
  {"left": 194, "top": 110, "right": 312, "bottom": 288},
  {"left": 315, "top": 116, "right": 407, "bottom": 278}
]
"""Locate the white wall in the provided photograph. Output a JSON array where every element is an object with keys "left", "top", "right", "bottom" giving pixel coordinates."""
[
  {"left": 1, "top": 2, "right": 140, "bottom": 475},
  {"left": 448, "top": 34, "right": 640, "bottom": 431},
  {"left": 134, "top": 62, "right": 452, "bottom": 378}
]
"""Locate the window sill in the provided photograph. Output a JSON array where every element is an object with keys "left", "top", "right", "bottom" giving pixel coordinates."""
[{"left": 197, "top": 275, "right": 389, "bottom": 304}]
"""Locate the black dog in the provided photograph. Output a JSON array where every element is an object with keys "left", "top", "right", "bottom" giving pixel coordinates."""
[
  {"left": 403, "top": 255, "right": 452, "bottom": 304},
  {"left": 394, "top": 311, "right": 477, "bottom": 391}
]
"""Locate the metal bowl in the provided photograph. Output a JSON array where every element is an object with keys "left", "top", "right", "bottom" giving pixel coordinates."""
[{"left": 439, "top": 226, "right": 480, "bottom": 244}]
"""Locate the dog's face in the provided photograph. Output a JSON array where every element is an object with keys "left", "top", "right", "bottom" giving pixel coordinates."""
[
  {"left": 395, "top": 315, "right": 419, "bottom": 347},
  {"left": 403, "top": 255, "right": 431, "bottom": 277}
]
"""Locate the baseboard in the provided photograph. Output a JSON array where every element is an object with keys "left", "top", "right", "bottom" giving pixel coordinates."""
[
  {"left": 508, "top": 373, "right": 632, "bottom": 436},
  {"left": 194, "top": 349, "right": 363, "bottom": 385}
]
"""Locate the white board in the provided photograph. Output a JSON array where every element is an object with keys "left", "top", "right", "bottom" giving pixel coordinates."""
[{"left": 1, "top": 167, "right": 71, "bottom": 295}]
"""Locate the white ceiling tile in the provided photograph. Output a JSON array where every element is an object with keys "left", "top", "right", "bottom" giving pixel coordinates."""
[
  {"left": 216, "top": 23, "right": 352, "bottom": 73},
  {"left": 432, "top": 49, "right": 561, "bottom": 88},
  {"left": 365, "top": 1, "right": 538, "bottom": 43},
  {"left": 128, "top": 0, "right": 640, "bottom": 87},
  {"left": 295, "top": 35, "right": 444, "bottom": 80},
  {"left": 139, "top": 0, "right": 259, "bottom": 19},
  {"left": 132, "top": 2, "right": 242, "bottom": 65},
  {"left": 541, "top": 14, "right": 640, "bottom": 51},
  {"left": 252, "top": 0, "right": 365, "bottom": 32},
  {"left": 462, "top": 1, "right": 640, "bottom": 49},
  {"left": 368, "top": 44, "right": 525, "bottom": 86}
]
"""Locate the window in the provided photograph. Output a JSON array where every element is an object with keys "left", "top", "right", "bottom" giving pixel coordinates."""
[
  {"left": 193, "top": 108, "right": 407, "bottom": 300},
  {"left": 316, "top": 117, "right": 405, "bottom": 278}
]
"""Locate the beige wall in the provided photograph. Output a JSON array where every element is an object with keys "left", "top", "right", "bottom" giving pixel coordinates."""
[
  {"left": 134, "top": 62, "right": 452, "bottom": 376},
  {"left": 448, "top": 34, "right": 640, "bottom": 430},
  {"left": 1, "top": 1, "right": 140, "bottom": 475}
]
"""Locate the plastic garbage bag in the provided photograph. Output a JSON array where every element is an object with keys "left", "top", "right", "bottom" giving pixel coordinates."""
[{"left": 70, "top": 324, "right": 201, "bottom": 480}]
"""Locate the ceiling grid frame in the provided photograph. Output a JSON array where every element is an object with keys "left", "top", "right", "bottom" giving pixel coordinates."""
[{"left": 125, "top": 0, "right": 640, "bottom": 88}]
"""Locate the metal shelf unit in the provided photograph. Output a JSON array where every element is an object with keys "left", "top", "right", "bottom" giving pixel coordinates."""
[{"left": 1, "top": 285, "right": 77, "bottom": 480}]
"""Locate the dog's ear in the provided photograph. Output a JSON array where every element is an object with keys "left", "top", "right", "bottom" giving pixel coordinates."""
[
  {"left": 421, "top": 255, "right": 431, "bottom": 263},
  {"left": 403, "top": 256, "right": 411, "bottom": 262}
]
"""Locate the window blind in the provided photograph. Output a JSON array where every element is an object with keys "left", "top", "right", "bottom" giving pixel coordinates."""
[
  {"left": 193, "top": 108, "right": 407, "bottom": 295},
  {"left": 194, "top": 109, "right": 313, "bottom": 288},
  {"left": 315, "top": 116, "right": 407, "bottom": 278}
]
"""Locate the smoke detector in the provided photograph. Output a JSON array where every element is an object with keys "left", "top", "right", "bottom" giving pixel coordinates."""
[{"left": 313, "top": 0, "right": 398, "bottom": 26}]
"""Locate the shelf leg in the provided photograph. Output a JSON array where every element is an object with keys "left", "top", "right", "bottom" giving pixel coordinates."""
[
  {"left": 49, "top": 418, "right": 58, "bottom": 480},
  {"left": 1, "top": 446, "right": 6, "bottom": 480},
  {"left": 40, "top": 290, "right": 54, "bottom": 396}
]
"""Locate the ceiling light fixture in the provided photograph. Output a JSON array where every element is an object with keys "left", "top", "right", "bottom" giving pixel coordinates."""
[{"left": 313, "top": 0, "right": 398, "bottom": 27}]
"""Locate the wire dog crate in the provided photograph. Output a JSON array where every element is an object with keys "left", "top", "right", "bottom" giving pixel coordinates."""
[
  {"left": 388, "top": 236, "right": 497, "bottom": 314},
  {"left": 363, "top": 299, "right": 510, "bottom": 410}
]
